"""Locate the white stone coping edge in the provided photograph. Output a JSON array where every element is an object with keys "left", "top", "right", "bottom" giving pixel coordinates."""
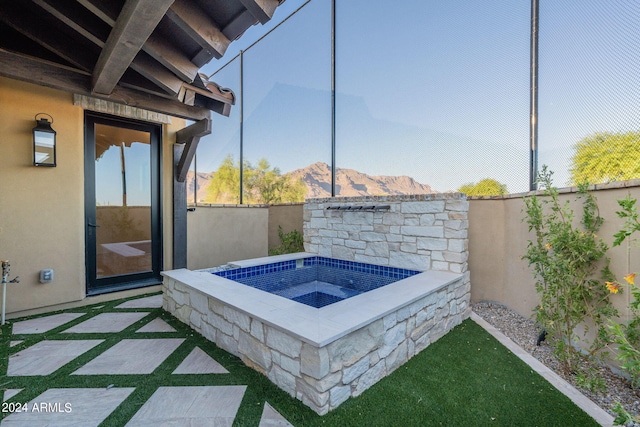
[
  {"left": 162, "top": 267, "right": 462, "bottom": 347},
  {"left": 471, "top": 312, "right": 614, "bottom": 427}
]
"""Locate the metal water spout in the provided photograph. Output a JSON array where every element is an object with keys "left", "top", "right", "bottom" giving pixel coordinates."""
[{"left": 2, "top": 260, "right": 20, "bottom": 325}]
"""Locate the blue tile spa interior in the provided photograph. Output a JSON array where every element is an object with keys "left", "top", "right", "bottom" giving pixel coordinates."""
[{"left": 211, "top": 256, "right": 420, "bottom": 308}]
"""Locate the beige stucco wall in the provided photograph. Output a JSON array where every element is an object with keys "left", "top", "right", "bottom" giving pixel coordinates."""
[
  {"left": 0, "top": 76, "right": 184, "bottom": 315},
  {"left": 267, "top": 203, "right": 304, "bottom": 249},
  {"left": 469, "top": 183, "right": 640, "bottom": 321},
  {"left": 186, "top": 206, "right": 268, "bottom": 270}
]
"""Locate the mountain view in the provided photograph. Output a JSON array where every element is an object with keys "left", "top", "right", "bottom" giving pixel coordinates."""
[{"left": 186, "top": 162, "right": 435, "bottom": 203}]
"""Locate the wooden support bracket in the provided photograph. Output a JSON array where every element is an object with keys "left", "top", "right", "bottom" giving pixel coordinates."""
[{"left": 175, "top": 117, "right": 211, "bottom": 183}]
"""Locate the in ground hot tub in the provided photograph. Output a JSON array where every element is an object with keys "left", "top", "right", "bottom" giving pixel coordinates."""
[
  {"left": 162, "top": 252, "right": 470, "bottom": 415},
  {"left": 210, "top": 256, "right": 420, "bottom": 308}
]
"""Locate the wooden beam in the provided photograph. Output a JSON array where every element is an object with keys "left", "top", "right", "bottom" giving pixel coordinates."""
[
  {"left": 78, "top": 0, "right": 199, "bottom": 84},
  {"left": 166, "top": 0, "right": 231, "bottom": 61},
  {"left": 176, "top": 118, "right": 211, "bottom": 182},
  {"left": 173, "top": 144, "right": 188, "bottom": 269},
  {"left": 176, "top": 136, "right": 201, "bottom": 183},
  {"left": 119, "top": 69, "right": 177, "bottom": 99},
  {"left": 33, "top": 0, "right": 109, "bottom": 47},
  {"left": 222, "top": 9, "right": 258, "bottom": 41},
  {"left": 0, "top": 49, "right": 211, "bottom": 121},
  {"left": 129, "top": 51, "right": 184, "bottom": 96},
  {"left": 194, "top": 94, "right": 232, "bottom": 117},
  {"left": 182, "top": 82, "right": 234, "bottom": 106},
  {"left": 0, "top": 3, "right": 96, "bottom": 72},
  {"left": 239, "top": 0, "right": 279, "bottom": 24},
  {"left": 144, "top": 33, "right": 199, "bottom": 83},
  {"left": 176, "top": 118, "right": 211, "bottom": 143},
  {"left": 183, "top": 89, "right": 196, "bottom": 106},
  {"left": 92, "top": 0, "right": 174, "bottom": 95},
  {"left": 76, "top": 0, "right": 117, "bottom": 26}
]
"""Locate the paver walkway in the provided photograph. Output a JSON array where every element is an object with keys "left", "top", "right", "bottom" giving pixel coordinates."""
[{"left": 1, "top": 293, "right": 294, "bottom": 426}]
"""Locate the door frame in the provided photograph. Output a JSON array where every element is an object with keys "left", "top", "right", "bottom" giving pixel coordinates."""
[{"left": 84, "top": 112, "right": 163, "bottom": 296}]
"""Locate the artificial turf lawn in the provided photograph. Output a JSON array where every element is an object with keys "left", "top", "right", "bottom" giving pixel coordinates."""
[{"left": 0, "top": 294, "right": 598, "bottom": 426}]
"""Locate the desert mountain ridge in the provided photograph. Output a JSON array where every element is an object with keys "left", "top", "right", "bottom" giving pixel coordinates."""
[{"left": 186, "top": 162, "right": 435, "bottom": 202}]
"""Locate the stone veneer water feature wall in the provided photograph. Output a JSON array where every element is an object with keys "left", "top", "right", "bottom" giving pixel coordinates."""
[
  {"left": 162, "top": 194, "right": 471, "bottom": 415},
  {"left": 303, "top": 194, "right": 470, "bottom": 273}
]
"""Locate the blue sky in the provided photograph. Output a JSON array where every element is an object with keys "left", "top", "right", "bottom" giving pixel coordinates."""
[
  {"left": 196, "top": 0, "right": 639, "bottom": 193},
  {"left": 96, "top": 143, "right": 150, "bottom": 207}
]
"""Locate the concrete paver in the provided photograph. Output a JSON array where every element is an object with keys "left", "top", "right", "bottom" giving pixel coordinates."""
[
  {"left": 136, "top": 318, "right": 176, "bottom": 333},
  {"left": 172, "top": 347, "right": 229, "bottom": 374},
  {"left": 8, "top": 340, "right": 104, "bottom": 376},
  {"left": 63, "top": 312, "right": 148, "bottom": 333},
  {"left": 2, "top": 387, "right": 135, "bottom": 426},
  {"left": 259, "top": 402, "right": 295, "bottom": 427},
  {"left": 125, "top": 386, "right": 246, "bottom": 427},
  {"left": 12, "top": 313, "right": 85, "bottom": 334},
  {"left": 2, "top": 296, "right": 294, "bottom": 426},
  {"left": 72, "top": 338, "right": 184, "bottom": 375},
  {"left": 115, "top": 294, "right": 163, "bottom": 309},
  {"left": 2, "top": 389, "right": 23, "bottom": 402}
]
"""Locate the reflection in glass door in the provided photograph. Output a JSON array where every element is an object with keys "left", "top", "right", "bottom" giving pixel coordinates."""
[{"left": 85, "top": 114, "right": 161, "bottom": 295}]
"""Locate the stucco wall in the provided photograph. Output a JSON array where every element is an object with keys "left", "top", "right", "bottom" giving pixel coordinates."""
[
  {"left": 186, "top": 206, "right": 268, "bottom": 270},
  {"left": 268, "top": 203, "right": 303, "bottom": 249},
  {"left": 0, "top": 77, "right": 184, "bottom": 315},
  {"left": 469, "top": 182, "right": 640, "bottom": 320}
]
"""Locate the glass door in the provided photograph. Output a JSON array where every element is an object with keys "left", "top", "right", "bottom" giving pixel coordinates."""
[{"left": 85, "top": 113, "right": 162, "bottom": 295}]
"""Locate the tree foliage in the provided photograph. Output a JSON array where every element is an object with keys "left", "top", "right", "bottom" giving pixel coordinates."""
[
  {"left": 205, "top": 155, "right": 306, "bottom": 204},
  {"left": 205, "top": 155, "right": 240, "bottom": 204},
  {"left": 570, "top": 132, "right": 640, "bottom": 185},
  {"left": 457, "top": 178, "right": 507, "bottom": 196}
]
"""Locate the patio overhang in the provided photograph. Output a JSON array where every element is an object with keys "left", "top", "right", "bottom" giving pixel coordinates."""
[{"left": 0, "top": 0, "right": 283, "bottom": 120}]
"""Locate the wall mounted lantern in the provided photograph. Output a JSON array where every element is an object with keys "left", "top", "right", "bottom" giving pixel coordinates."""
[{"left": 33, "top": 113, "right": 56, "bottom": 167}]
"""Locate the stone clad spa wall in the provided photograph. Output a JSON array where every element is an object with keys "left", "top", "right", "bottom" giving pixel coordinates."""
[
  {"left": 303, "top": 194, "right": 469, "bottom": 274},
  {"left": 163, "top": 271, "right": 469, "bottom": 415},
  {"left": 162, "top": 194, "right": 471, "bottom": 415}
]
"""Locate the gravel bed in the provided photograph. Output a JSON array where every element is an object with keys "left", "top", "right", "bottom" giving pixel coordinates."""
[{"left": 472, "top": 301, "right": 640, "bottom": 421}]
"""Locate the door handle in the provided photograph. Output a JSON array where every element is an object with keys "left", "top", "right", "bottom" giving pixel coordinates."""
[{"left": 87, "top": 223, "right": 100, "bottom": 227}]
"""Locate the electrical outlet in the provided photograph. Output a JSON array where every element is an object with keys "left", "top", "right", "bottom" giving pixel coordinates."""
[{"left": 40, "top": 269, "right": 54, "bottom": 283}]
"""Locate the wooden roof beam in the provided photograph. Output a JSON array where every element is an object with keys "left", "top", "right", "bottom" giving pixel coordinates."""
[
  {"left": 239, "top": 0, "right": 280, "bottom": 24},
  {"left": 92, "top": 0, "right": 174, "bottom": 95},
  {"left": 78, "top": 0, "right": 199, "bottom": 84},
  {"left": 222, "top": 9, "right": 258, "bottom": 41},
  {"left": 129, "top": 51, "right": 184, "bottom": 96},
  {"left": 166, "top": 0, "right": 231, "bottom": 66},
  {"left": 0, "top": 49, "right": 211, "bottom": 121},
  {"left": 0, "top": 3, "right": 95, "bottom": 72},
  {"left": 33, "top": 0, "right": 107, "bottom": 47},
  {"left": 76, "top": 0, "right": 118, "bottom": 26},
  {"left": 143, "top": 33, "right": 199, "bottom": 83}
]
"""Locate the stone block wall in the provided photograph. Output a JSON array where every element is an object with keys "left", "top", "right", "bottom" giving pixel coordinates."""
[
  {"left": 163, "top": 272, "right": 470, "bottom": 415},
  {"left": 303, "top": 194, "right": 469, "bottom": 273}
]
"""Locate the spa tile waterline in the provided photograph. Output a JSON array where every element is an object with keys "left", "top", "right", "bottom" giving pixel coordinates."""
[{"left": 210, "top": 256, "right": 420, "bottom": 308}]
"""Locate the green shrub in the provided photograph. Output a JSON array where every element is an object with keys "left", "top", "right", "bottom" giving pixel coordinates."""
[
  {"left": 269, "top": 226, "right": 304, "bottom": 256},
  {"left": 522, "top": 166, "right": 616, "bottom": 372},
  {"left": 605, "top": 194, "right": 640, "bottom": 425}
]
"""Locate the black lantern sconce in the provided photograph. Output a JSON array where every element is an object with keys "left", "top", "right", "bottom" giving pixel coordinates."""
[{"left": 33, "top": 113, "right": 56, "bottom": 167}]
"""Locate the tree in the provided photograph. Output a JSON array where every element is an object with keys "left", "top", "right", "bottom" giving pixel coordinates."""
[
  {"left": 457, "top": 178, "right": 507, "bottom": 196},
  {"left": 205, "top": 155, "right": 240, "bottom": 203},
  {"left": 570, "top": 131, "right": 640, "bottom": 185},
  {"left": 205, "top": 155, "right": 306, "bottom": 204}
]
